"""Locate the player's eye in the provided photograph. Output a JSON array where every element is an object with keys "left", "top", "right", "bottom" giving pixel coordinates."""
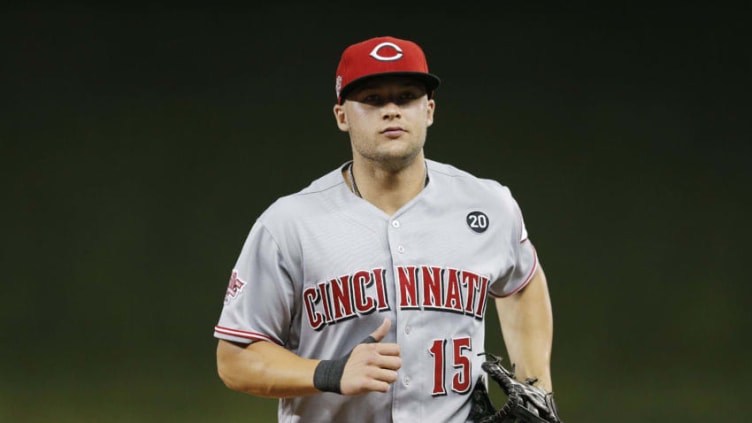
[
  {"left": 395, "top": 91, "right": 419, "bottom": 104},
  {"left": 354, "top": 88, "right": 424, "bottom": 106},
  {"left": 361, "top": 94, "right": 384, "bottom": 105}
]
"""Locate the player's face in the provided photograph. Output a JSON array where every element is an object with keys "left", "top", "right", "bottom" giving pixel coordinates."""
[{"left": 333, "top": 76, "right": 435, "bottom": 172}]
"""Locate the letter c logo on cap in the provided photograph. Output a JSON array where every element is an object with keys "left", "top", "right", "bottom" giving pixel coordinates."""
[{"left": 369, "top": 42, "right": 403, "bottom": 61}]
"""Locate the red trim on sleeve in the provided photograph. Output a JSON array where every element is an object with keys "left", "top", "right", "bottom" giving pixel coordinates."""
[
  {"left": 214, "top": 326, "right": 282, "bottom": 345},
  {"left": 490, "top": 241, "right": 539, "bottom": 298}
]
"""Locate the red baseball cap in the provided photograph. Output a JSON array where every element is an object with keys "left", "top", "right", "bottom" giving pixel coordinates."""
[{"left": 335, "top": 36, "right": 441, "bottom": 104}]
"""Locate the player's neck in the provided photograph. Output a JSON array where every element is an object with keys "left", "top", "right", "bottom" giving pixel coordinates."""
[{"left": 348, "top": 157, "right": 427, "bottom": 215}]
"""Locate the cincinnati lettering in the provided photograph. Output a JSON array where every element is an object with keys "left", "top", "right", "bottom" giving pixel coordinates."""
[
  {"left": 304, "top": 268, "right": 389, "bottom": 331},
  {"left": 303, "top": 266, "right": 490, "bottom": 330}
]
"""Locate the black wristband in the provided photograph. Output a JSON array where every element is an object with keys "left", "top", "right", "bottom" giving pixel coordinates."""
[
  {"left": 313, "top": 335, "right": 378, "bottom": 394},
  {"left": 313, "top": 354, "right": 349, "bottom": 394}
]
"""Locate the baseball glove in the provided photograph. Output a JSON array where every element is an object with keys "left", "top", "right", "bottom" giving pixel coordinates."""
[{"left": 468, "top": 353, "right": 563, "bottom": 423}]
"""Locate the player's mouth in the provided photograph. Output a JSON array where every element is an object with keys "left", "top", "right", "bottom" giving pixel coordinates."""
[{"left": 381, "top": 126, "right": 406, "bottom": 138}]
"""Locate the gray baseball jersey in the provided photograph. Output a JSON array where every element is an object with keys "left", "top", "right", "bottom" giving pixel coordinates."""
[{"left": 214, "top": 159, "right": 539, "bottom": 423}]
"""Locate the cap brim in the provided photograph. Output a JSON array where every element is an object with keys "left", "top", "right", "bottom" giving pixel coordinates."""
[{"left": 339, "top": 72, "right": 441, "bottom": 103}]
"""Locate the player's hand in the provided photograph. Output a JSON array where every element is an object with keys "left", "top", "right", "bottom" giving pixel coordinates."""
[{"left": 339, "top": 318, "right": 401, "bottom": 395}]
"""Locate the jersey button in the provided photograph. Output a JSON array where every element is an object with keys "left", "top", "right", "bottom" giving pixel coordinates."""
[
  {"left": 405, "top": 325, "right": 412, "bottom": 334},
  {"left": 397, "top": 245, "right": 405, "bottom": 254},
  {"left": 403, "top": 376, "right": 411, "bottom": 386},
  {"left": 391, "top": 220, "right": 400, "bottom": 228}
]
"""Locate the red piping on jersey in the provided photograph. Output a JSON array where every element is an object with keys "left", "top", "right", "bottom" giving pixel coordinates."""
[
  {"left": 214, "top": 325, "right": 282, "bottom": 345},
  {"left": 490, "top": 241, "right": 539, "bottom": 299}
]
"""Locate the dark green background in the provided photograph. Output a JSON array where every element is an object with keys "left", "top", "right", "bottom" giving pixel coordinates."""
[{"left": 2, "top": 4, "right": 749, "bottom": 422}]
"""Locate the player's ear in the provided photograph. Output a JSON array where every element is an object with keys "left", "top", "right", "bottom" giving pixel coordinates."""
[
  {"left": 333, "top": 104, "right": 349, "bottom": 132},
  {"left": 426, "top": 98, "right": 436, "bottom": 128}
]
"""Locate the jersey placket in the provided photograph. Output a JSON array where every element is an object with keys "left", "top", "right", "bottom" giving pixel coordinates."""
[{"left": 386, "top": 212, "right": 423, "bottom": 422}]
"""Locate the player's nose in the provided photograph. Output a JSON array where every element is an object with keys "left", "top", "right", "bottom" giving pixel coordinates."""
[{"left": 380, "top": 101, "right": 402, "bottom": 119}]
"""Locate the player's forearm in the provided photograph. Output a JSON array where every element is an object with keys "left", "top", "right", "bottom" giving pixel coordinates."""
[
  {"left": 495, "top": 268, "right": 555, "bottom": 392},
  {"left": 216, "top": 339, "right": 321, "bottom": 398}
]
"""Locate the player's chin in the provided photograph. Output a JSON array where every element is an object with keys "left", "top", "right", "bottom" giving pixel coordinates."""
[{"left": 374, "top": 143, "right": 423, "bottom": 167}]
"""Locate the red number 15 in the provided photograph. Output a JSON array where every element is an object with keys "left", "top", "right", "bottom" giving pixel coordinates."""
[{"left": 428, "top": 337, "right": 472, "bottom": 396}]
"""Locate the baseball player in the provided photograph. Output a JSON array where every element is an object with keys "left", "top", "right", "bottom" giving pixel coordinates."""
[{"left": 214, "top": 36, "right": 559, "bottom": 423}]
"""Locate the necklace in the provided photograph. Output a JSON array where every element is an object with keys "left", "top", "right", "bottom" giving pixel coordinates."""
[
  {"left": 348, "top": 162, "right": 362, "bottom": 197},
  {"left": 347, "top": 162, "right": 429, "bottom": 198}
]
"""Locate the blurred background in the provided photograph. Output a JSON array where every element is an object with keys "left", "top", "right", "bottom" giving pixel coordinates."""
[{"left": 1, "top": 3, "right": 749, "bottom": 422}]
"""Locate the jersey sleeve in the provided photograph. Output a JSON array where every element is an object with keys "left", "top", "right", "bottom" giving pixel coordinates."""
[
  {"left": 488, "top": 189, "right": 540, "bottom": 297},
  {"left": 213, "top": 221, "right": 295, "bottom": 345}
]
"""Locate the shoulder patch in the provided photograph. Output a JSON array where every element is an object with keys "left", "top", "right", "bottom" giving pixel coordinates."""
[
  {"left": 466, "top": 211, "right": 489, "bottom": 233},
  {"left": 224, "top": 270, "right": 247, "bottom": 304}
]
